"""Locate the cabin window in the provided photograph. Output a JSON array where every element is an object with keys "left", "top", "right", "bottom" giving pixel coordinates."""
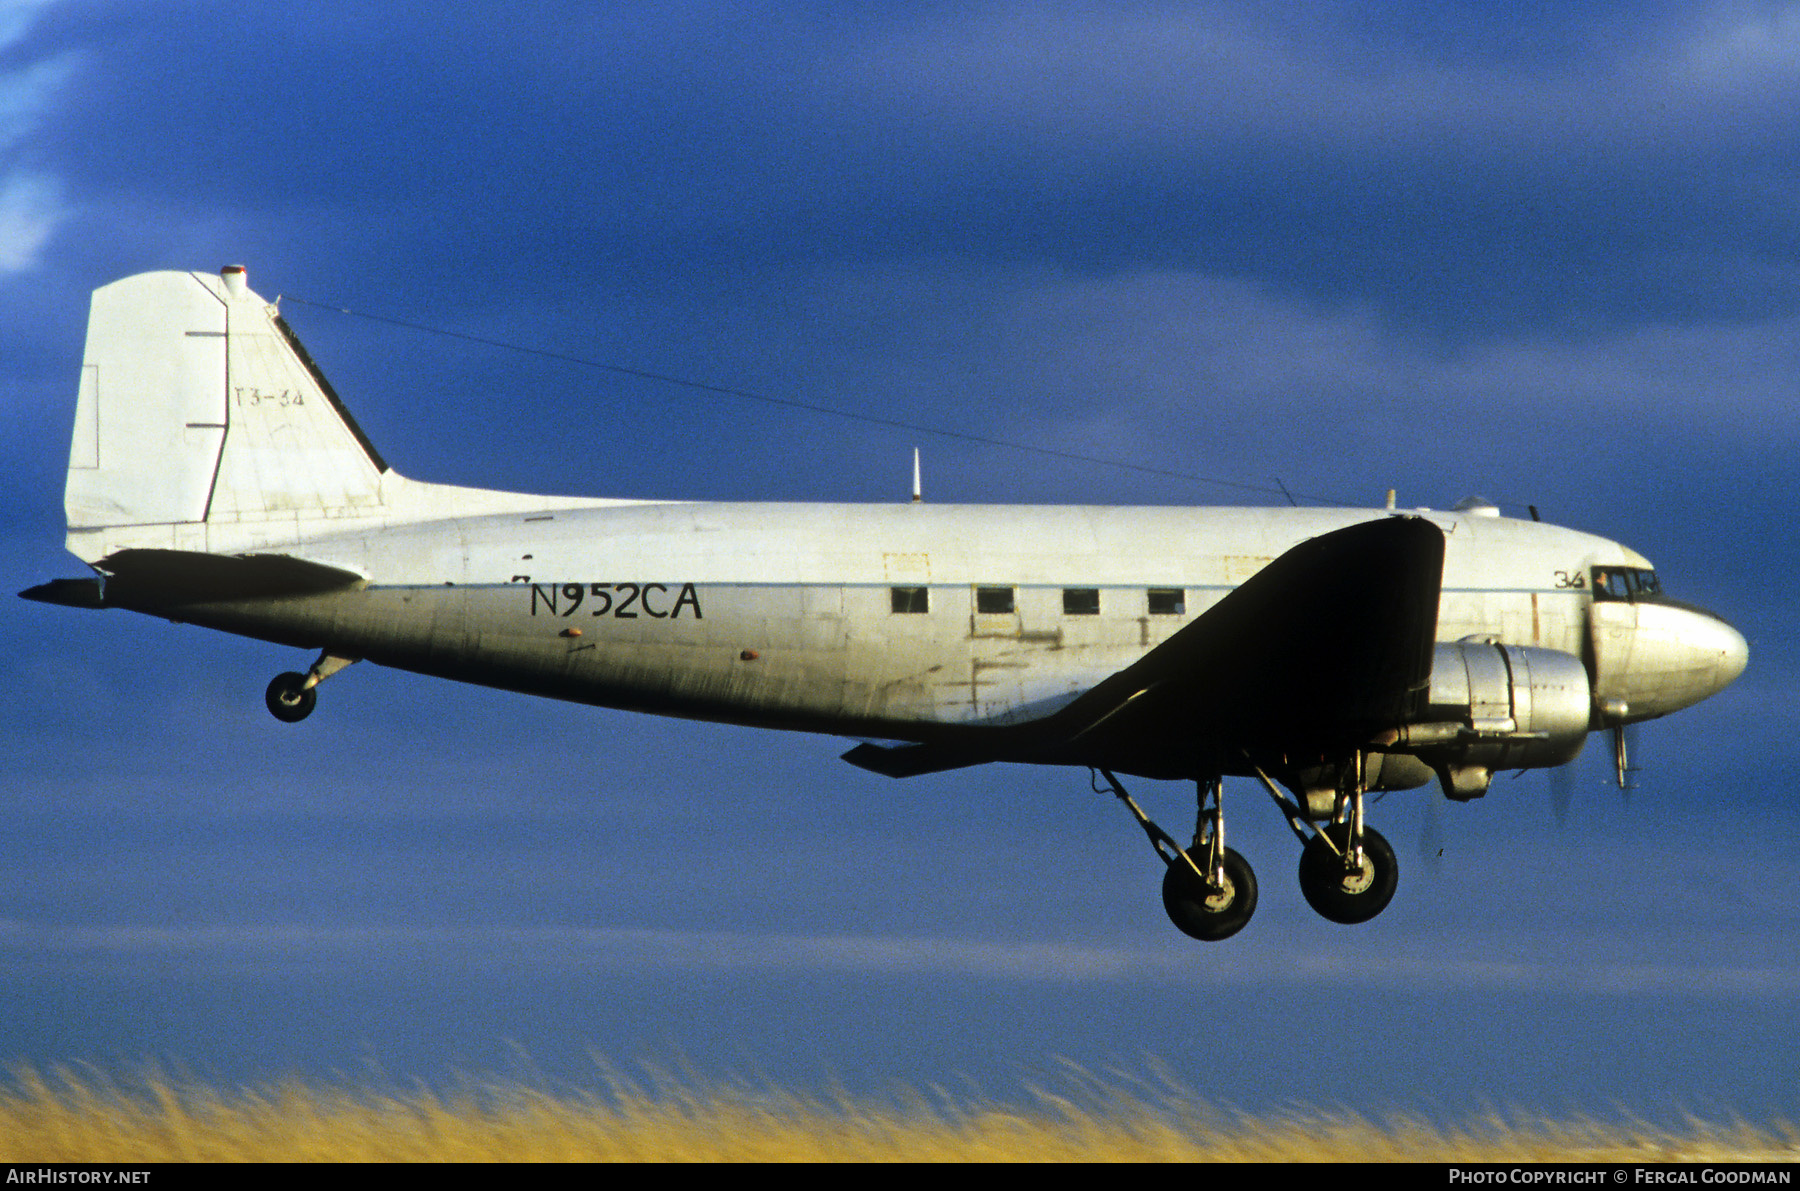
[
  {"left": 1062, "top": 588, "right": 1100, "bottom": 615},
  {"left": 891, "top": 586, "right": 929, "bottom": 614},
  {"left": 975, "top": 586, "right": 1015, "bottom": 614},
  {"left": 1147, "top": 587, "right": 1185, "bottom": 615}
]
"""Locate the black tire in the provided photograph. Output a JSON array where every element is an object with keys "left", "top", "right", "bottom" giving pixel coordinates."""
[
  {"left": 265, "top": 672, "right": 316, "bottom": 723},
  {"left": 1297, "top": 824, "right": 1398, "bottom": 924},
  {"left": 1161, "top": 845, "right": 1258, "bottom": 941}
]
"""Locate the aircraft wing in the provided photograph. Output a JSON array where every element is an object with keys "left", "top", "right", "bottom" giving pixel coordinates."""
[{"left": 843, "top": 516, "right": 1445, "bottom": 778}]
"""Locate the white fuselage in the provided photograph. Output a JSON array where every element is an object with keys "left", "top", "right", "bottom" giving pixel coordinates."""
[{"left": 147, "top": 495, "right": 1737, "bottom": 745}]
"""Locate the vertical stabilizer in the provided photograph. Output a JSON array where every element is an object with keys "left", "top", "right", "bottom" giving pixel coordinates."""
[{"left": 64, "top": 268, "right": 391, "bottom": 563}]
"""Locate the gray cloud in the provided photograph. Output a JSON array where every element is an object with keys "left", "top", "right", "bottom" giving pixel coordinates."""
[
  {"left": 7, "top": 919, "right": 1797, "bottom": 997},
  {"left": 678, "top": 260, "right": 1800, "bottom": 456},
  {"left": 829, "top": 3, "right": 1800, "bottom": 155},
  {"left": 0, "top": 2, "right": 73, "bottom": 273}
]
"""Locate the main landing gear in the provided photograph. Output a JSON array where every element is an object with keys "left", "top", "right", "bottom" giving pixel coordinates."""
[
  {"left": 1096, "top": 758, "right": 1400, "bottom": 941},
  {"left": 1098, "top": 771, "right": 1257, "bottom": 941},
  {"left": 264, "top": 652, "right": 359, "bottom": 723}
]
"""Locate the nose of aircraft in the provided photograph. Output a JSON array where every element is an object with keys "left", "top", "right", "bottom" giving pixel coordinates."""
[
  {"left": 1712, "top": 612, "right": 1751, "bottom": 691},
  {"left": 1621, "top": 602, "right": 1749, "bottom": 719}
]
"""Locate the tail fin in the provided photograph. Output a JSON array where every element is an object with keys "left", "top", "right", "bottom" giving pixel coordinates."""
[{"left": 64, "top": 267, "right": 391, "bottom": 563}]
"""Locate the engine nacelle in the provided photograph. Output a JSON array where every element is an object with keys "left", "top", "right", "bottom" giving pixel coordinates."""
[
  {"left": 1279, "top": 641, "right": 1592, "bottom": 818},
  {"left": 1287, "top": 751, "right": 1437, "bottom": 821},
  {"left": 1390, "top": 640, "right": 1591, "bottom": 799}
]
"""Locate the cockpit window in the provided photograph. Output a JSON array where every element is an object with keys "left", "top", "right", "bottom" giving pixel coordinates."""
[{"left": 1591, "top": 567, "right": 1662, "bottom": 601}]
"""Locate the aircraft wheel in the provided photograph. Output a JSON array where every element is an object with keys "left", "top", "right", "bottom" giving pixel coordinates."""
[
  {"left": 1298, "top": 824, "right": 1398, "bottom": 924},
  {"left": 1161, "top": 846, "right": 1258, "bottom": 941},
  {"left": 265, "top": 672, "right": 316, "bottom": 723}
]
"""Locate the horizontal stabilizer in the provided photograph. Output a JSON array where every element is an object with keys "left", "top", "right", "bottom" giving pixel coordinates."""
[
  {"left": 81, "top": 549, "right": 366, "bottom": 609},
  {"left": 18, "top": 577, "right": 106, "bottom": 608},
  {"left": 840, "top": 742, "right": 989, "bottom": 778}
]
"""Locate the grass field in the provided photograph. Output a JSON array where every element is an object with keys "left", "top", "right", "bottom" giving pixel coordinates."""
[{"left": 3, "top": 1062, "right": 1795, "bottom": 1162}]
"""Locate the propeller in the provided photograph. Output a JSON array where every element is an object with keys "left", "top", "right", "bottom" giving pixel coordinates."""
[
  {"left": 1565, "top": 545, "right": 1643, "bottom": 817},
  {"left": 1547, "top": 720, "right": 1642, "bottom": 827},
  {"left": 1371, "top": 786, "right": 1444, "bottom": 875},
  {"left": 1550, "top": 757, "right": 1577, "bottom": 827},
  {"left": 1417, "top": 789, "right": 1445, "bottom": 875},
  {"left": 1612, "top": 721, "right": 1643, "bottom": 798}
]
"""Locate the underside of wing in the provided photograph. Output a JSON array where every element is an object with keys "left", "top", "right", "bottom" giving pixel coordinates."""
[
  {"left": 1045, "top": 515, "right": 1445, "bottom": 775},
  {"left": 844, "top": 516, "right": 1445, "bottom": 780}
]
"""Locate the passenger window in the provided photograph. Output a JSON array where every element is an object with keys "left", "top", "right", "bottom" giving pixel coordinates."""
[
  {"left": 976, "top": 586, "right": 1015, "bottom": 614},
  {"left": 1147, "top": 587, "right": 1185, "bottom": 615},
  {"left": 1063, "top": 588, "right": 1100, "bottom": 615},
  {"left": 890, "top": 586, "right": 929, "bottom": 614}
]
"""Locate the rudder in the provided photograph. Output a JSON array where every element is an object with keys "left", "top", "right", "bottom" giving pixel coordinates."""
[{"left": 64, "top": 267, "right": 390, "bottom": 563}]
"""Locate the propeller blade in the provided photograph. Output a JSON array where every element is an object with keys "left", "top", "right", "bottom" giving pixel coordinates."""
[
  {"left": 1612, "top": 722, "right": 1643, "bottom": 798},
  {"left": 1550, "top": 758, "right": 1576, "bottom": 827},
  {"left": 1418, "top": 790, "right": 1445, "bottom": 875}
]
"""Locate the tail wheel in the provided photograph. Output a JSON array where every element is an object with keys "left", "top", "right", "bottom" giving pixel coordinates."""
[
  {"left": 1162, "top": 846, "right": 1258, "bottom": 941},
  {"left": 265, "top": 672, "right": 316, "bottom": 723},
  {"left": 1298, "top": 824, "right": 1397, "bottom": 924}
]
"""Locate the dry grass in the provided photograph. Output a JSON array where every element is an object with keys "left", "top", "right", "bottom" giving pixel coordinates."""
[{"left": 2, "top": 1061, "right": 1795, "bottom": 1162}]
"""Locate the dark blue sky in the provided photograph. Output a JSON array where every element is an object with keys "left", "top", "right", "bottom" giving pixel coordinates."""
[{"left": 2, "top": 2, "right": 1795, "bottom": 1118}]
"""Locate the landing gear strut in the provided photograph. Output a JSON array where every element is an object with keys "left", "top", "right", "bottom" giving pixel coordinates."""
[
  {"left": 1097, "top": 770, "right": 1258, "bottom": 941},
  {"left": 1252, "top": 755, "right": 1399, "bottom": 926},
  {"left": 264, "top": 651, "right": 359, "bottom": 723}
]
